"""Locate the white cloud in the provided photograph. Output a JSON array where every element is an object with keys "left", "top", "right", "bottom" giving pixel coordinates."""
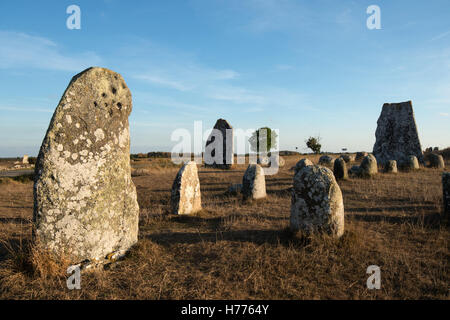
[
  {"left": 0, "top": 31, "right": 102, "bottom": 71},
  {"left": 439, "top": 112, "right": 449, "bottom": 117}
]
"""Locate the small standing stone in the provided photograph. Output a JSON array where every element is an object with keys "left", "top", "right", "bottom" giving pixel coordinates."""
[
  {"left": 428, "top": 154, "right": 445, "bottom": 169},
  {"left": 359, "top": 154, "right": 378, "bottom": 177},
  {"left": 333, "top": 157, "right": 348, "bottom": 180},
  {"left": 290, "top": 165, "right": 344, "bottom": 238},
  {"left": 384, "top": 160, "right": 398, "bottom": 173},
  {"left": 319, "top": 155, "right": 334, "bottom": 166},
  {"left": 402, "top": 155, "right": 419, "bottom": 171},
  {"left": 295, "top": 158, "right": 313, "bottom": 174},
  {"left": 171, "top": 161, "right": 202, "bottom": 215},
  {"left": 340, "top": 154, "right": 354, "bottom": 163},
  {"left": 22, "top": 155, "right": 29, "bottom": 164},
  {"left": 355, "top": 152, "right": 368, "bottom": 161},
  {"left": 204, "top": 119, "right": 233, "bottom": 169},
  {"left": 242, "top": 164, "right": 266, "bottom": 200}
]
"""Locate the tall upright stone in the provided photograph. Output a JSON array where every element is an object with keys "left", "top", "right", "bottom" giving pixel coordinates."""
[
  {"left": 33, "top": 67, "right": 139, "bottom": 263},
  {"left": 373, "top": 101, "right": 424, "bottom": 165},
  {"left": 205, "top": 119, "right": 233, "bottom": 169},
  {"left": 290, "top": 165, "right": 344, "bottom": 238},
  {"left": 242, "top": 164, "right": 266, "bottom": 200},
  {"left": 170, "top": 161, "right": 202, "bottom": 215}
]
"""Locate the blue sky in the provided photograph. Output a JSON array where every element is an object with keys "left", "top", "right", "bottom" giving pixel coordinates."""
[{"left": 0, "top": 0, "right": 449, "bottom": 157}]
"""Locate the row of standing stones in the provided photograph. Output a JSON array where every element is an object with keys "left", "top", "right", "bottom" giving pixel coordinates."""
[{"left": 33, "top": 67, "right": 449, "bottom": 267}]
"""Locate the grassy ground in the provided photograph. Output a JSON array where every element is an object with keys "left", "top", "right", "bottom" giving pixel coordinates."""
[{"left": 0, "top": 155, "right": 448, "bottom": 299}]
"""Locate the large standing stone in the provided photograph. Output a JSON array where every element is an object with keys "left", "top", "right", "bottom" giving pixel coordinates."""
[
  {"left": 205, "top": 119, "right": 233, "bottom": 169},
  {"left": 373, "top": 101, "right": 424, "bottom": 165},
  {"left": 443, "top": 173, "right": 450, "bottom": 220},
  {"left": 290, "top": 165, "right": 344, "bottom": 238},
  {"left": 170, "top": 161, "right": 202, "bottom": 215},
  {"left": 384, "top": 160, "right": 398, "bottom": 173},
  {"left": 427, "top": 153, "right": 445, "bottom": 169},
  {"left": 33, "top": 67, "right": 139, "bottom": 263},
  {"left": 333, "top": 157, "right": 348, "bottom": 180},
  {"left": 242, "top": 164, "right": 266, "bottom": 200}
]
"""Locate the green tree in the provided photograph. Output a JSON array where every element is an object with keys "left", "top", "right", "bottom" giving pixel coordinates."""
[
  {"left": 306, "top": 136, "right": 322, "bottom": 154},
  {"left": 249, "top": 127, "right": 278, "bottom": 153}
]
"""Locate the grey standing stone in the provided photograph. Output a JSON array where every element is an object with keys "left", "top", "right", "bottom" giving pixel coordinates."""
[
  {"left": 443, "top": 173, "right": 450, "bottom": 219},
  {"left": 427, "top": 153, "right": 445, "bottom": 169},
  {"left": 171, "top": 161, "right": 202, "bottom": 215},
  {"left": 339, "top": 154, "right": 354, "bottom": 163},
  {"left": 242, "top": 164, "right": 266, "bottom": 200},
  {"left": 290, "top": 165, "right": 344, "bottom": 238},
  {"left": 33, "top": 67, "right": 139, "bottom": 263},
  {"left": 333, "top": 157, "right": 348, "bottom": 180},
  {"left": 205, "top": 119, "right": 233, "bottom": 169},
  {"left": 373, "top": 101, "right": 424, "bottom": 165},
  {"left": 294, "top": 158, "right": 313, "bottom": 174},
  {"left": 319, "top": 155, "right": 334, "bottom": 166},
  {"left": 384, "top": 160, "right": 398, "bottom": 173}
]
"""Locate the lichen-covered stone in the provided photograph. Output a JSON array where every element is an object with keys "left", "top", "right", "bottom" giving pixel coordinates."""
[
  {"left": 333, "top": 157, "right": 348, "bottom": 180},
  {"left": 242, "top": 164, "right": 266, "bottom": 200},
  {"left": 295, "top": 158, "right": 313, "bottom": 174},
  {"left": 33, "top": 67, "right": 139, "bottom": 263},
  {"left": 427, "top": 153, "right": 445, "bottom": 169},
  {"left": 373, "top": 101, "right": 424, "bottom": 165},
  {"left": 290, "top": 165, "right": 344, "bottom": 238},
  {"left": 384, "top": 160, "right": 398, "bottom": 173},
  {"left": 443, "top": 173, "right": 450, "bottom": 219},
  {"left": 171, "top": 161, "right": 202, "bottom": 215},
  {"left": 204, "top": 119, "right": 233, "bottom": 169},
  {"left": 318, "top": 155, "right": 334, "bottom": 166}
]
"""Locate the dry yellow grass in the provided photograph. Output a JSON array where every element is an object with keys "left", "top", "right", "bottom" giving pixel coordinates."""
[{"left": 0, "top": 154, "right": 448, "bottom": 299}]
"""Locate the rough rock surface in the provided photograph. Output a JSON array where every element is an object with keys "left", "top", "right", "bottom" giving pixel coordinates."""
[
  {"left": 340, "top": 154, "right": 354, "bottom": 163},
  {"left": 242, "top": 164, "right": 266, "bottom": 200},
  {"left": 333, "top": 157, "right": 348, "bottom": 180},
  {"left": 205, "top": 119, "right": 233, "bottom": 169},
  {"left": 295, "top": 158, "right": 313, "bottom": 174},
  {"left": 33, "top": 67, "right": 139, "bottom": 263},
  {"left": 427, "top": 154, "right": 445, "bottom": 169},
  {"left": 318, "top": 155, "right": 334, "bottom": 166},
  {"left": 171, "top": 161, "right": 202, "bottom": 215},
  {"left": 373, "top": 101, "right": 424, "bottom": 165},
  {"left": 384, "top": 160, "right": 398, "bottom": 173},
  {"left": 443, "top": 173, "right": 450, "bottom": 219},
  {"left": 290, "top": 165, "right": 344, "bottom": 238}
]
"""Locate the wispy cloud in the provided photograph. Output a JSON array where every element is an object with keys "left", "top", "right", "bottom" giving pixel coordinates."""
[
  {"left": 0, "top": 31, "right": 102, "bottom": 71},
  {"left": 439, "top": 112, "right": 449, "bottom": 117},
  {"left": 430, "top": 30, "right": 450, "bottom": 42}
]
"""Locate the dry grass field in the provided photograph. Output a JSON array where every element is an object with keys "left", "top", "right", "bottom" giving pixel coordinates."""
[{"left": 0, "top": 154, "right": 448, "bottom": 300}]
